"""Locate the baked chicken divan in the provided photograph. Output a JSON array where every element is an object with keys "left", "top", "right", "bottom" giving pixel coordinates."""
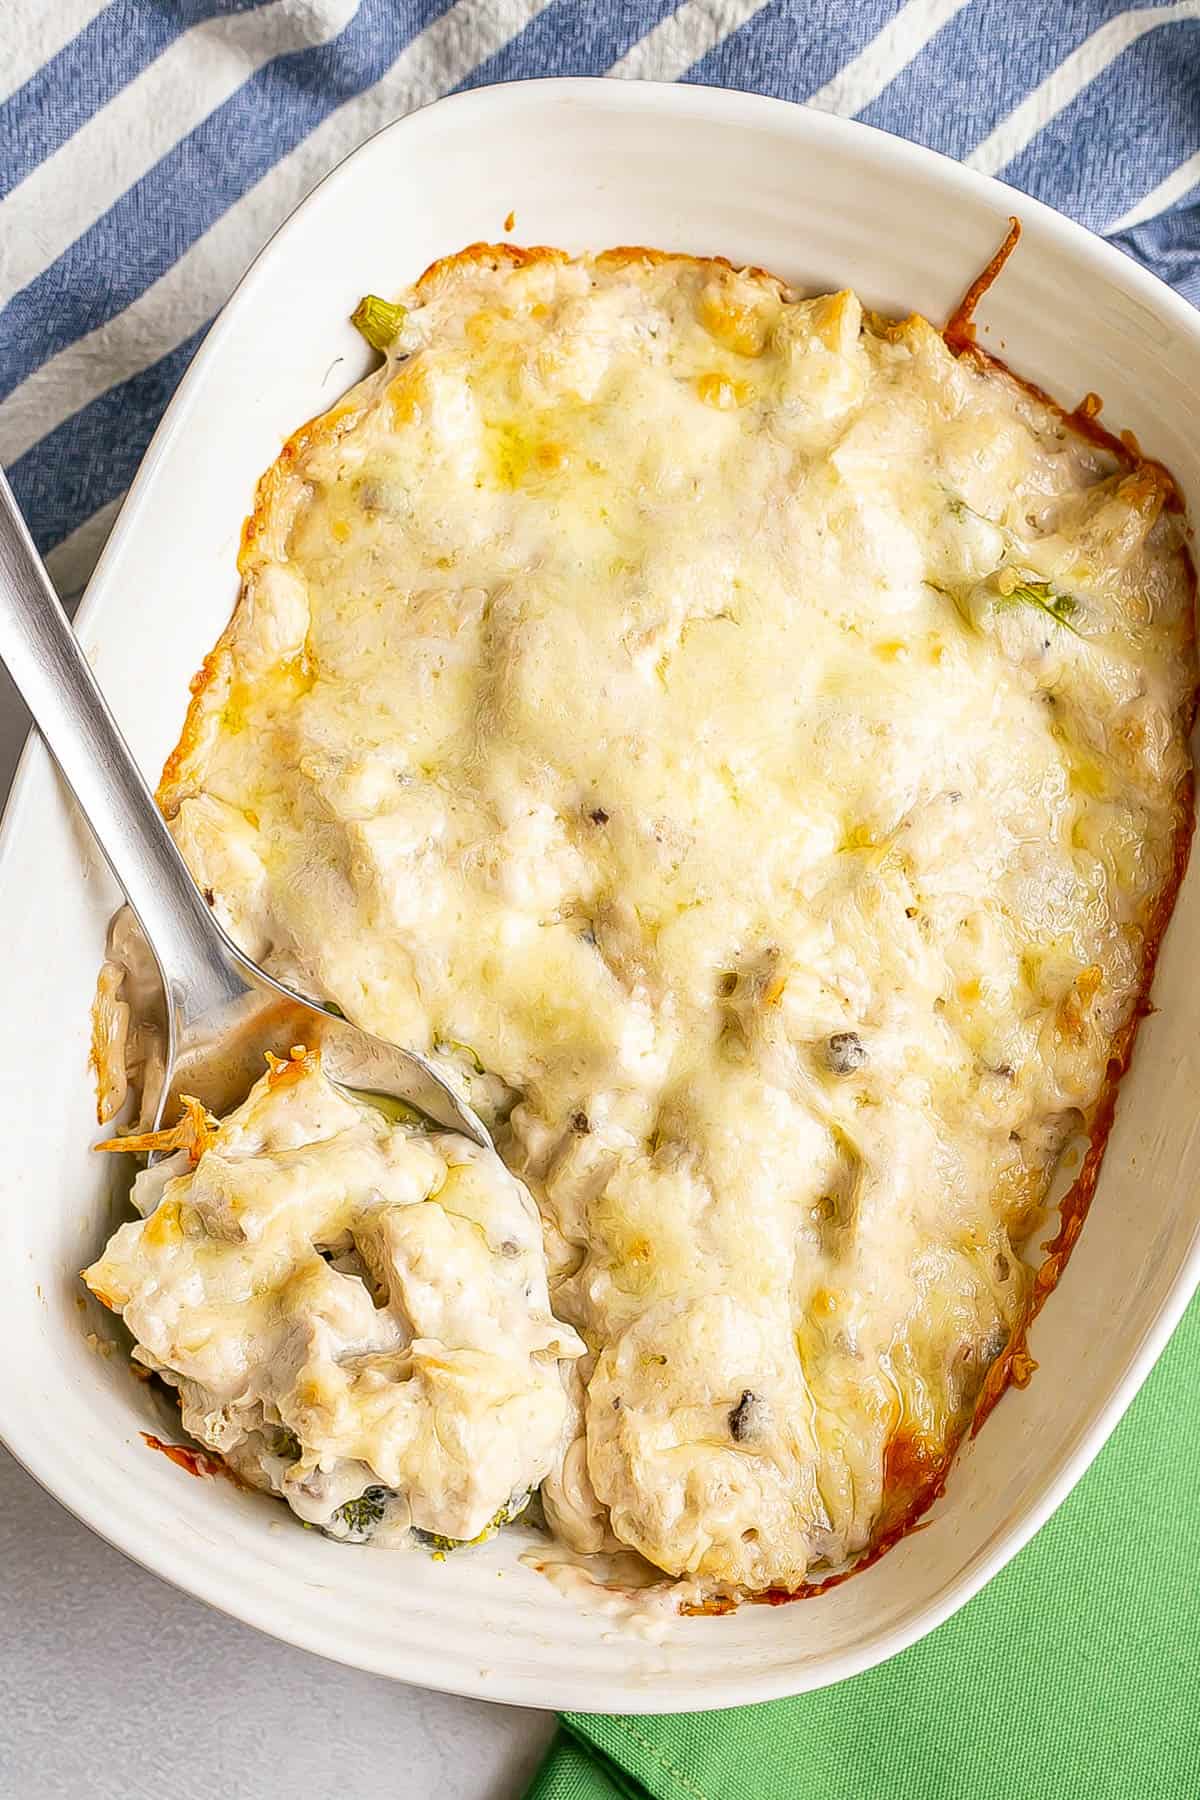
[{"left": 86, "top": 244, "right": 1196, "bottom": 1602}]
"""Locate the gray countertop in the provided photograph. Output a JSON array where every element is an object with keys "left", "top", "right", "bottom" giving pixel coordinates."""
[
  {"left": 0, "top": 1452, "right": 555, "bottom": 1800},
  {"left": 0, "top": 681, "right": 555, "bottom": 1800}
]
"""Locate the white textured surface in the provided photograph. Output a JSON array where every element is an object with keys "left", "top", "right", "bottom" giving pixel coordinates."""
[
  {"left": 0, "top": 662, "right": 549, "bottom": 1800},
  {"left": 0, "top": 1450, "right": 552, "bottom": 1798}
]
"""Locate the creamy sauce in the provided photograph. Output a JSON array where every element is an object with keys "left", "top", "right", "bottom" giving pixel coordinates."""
[
  {"left": 523, "top": 1545, "right": 704, "bottom": 1646},
  {"left": 93, "top": 247, "right": 1194, "bottom": 1596}
]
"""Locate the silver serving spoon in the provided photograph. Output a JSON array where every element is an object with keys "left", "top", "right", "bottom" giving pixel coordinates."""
[{"left": 0, "top": 470, "right": 491, "bottom": 1150}]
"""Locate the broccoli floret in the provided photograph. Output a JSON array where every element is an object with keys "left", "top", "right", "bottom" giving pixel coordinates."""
[
  {"left": 416, "top": 1532, "right": 459, "bottom": 1556},
  {"left": 332, "top": 1485, "right": 390, "bottom": 1541},
  {"left": 415, "top": 1491, "right": 532, "bottom": 1557}
]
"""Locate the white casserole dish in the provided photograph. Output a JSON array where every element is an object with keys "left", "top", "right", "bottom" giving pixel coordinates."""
[{"left": 2, "top": 77, "right": 1199, "bottom": 1713}]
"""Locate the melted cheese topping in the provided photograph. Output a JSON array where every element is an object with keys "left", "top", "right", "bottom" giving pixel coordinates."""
[
  {"left": 85, "top": 1055, "right": 583, "bottom": 1541},
  {"left": 114, "top": 247, "right": 1193, "bottom": 1594}
]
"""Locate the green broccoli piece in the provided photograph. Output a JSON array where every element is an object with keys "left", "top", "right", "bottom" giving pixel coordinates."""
[
  {"left": 351, "top": 294, "right": 407, "bottom": 353},
  {"left": 416, "top": 1492, "right": 532, "bottom": 1557},
  {"left": 333, "top": 1486, "right": 390, "bottom": 1540}
]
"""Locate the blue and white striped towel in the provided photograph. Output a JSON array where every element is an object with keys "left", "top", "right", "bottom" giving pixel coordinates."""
[{"left": 2, "top": 0, "right": 1198, "bottom": 602}]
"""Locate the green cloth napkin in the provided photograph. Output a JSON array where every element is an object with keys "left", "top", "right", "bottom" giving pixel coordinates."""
[{"left": 526, "top": 1292, "right": 1200, "bottom": 1800}]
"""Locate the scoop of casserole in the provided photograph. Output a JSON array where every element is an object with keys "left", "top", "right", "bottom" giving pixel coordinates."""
[{"left": 85, "top": 1050, "right": 583, "bottom": 1544}]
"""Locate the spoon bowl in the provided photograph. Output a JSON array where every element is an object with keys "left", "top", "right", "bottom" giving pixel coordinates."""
[{"left": 152, "top": 926, "right": 492, "bottom": 1147}]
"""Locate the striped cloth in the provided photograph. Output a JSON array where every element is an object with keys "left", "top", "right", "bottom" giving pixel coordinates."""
[{"left": 1, "top": 0, "right": 1198, "bottom": 606}]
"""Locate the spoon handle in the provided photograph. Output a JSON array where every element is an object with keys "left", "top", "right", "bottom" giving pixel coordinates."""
[{"left": 0, "top": 471, "right": 242, "bottom": 1012}]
